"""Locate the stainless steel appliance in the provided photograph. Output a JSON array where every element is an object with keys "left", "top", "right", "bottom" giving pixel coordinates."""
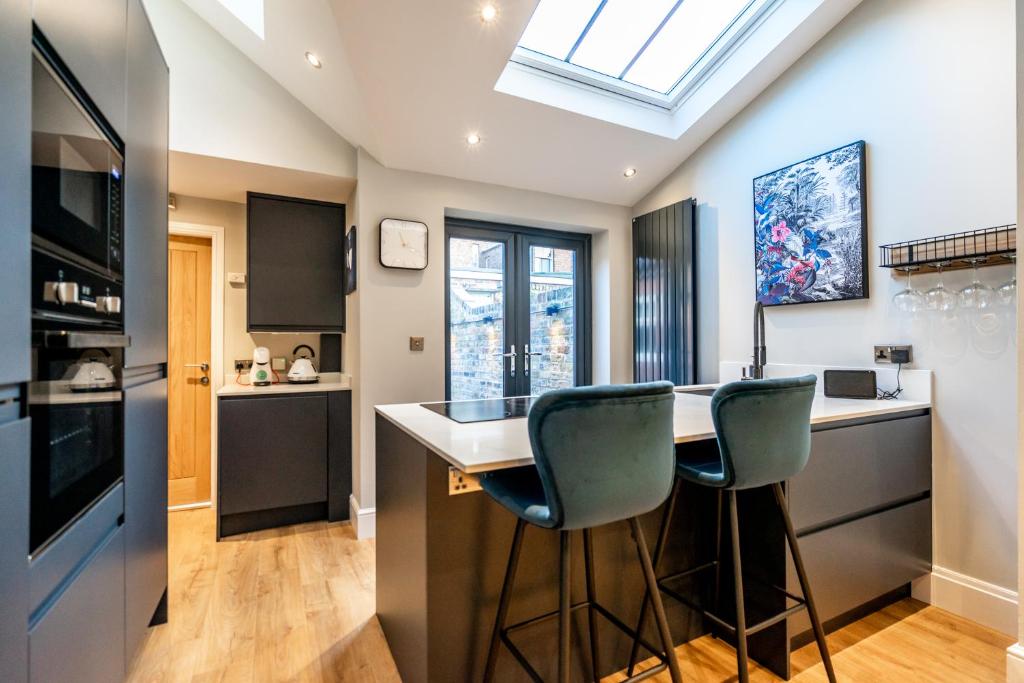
[{"left": 28, "top": 33, "right": 128, "bottom": 555}]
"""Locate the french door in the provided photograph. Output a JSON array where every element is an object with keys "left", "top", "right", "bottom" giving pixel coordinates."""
[{"left": 445, "top": 220, "right": 591, "bottom": 400}]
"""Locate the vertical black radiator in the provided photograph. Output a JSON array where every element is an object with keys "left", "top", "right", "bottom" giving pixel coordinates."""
[{"left": 633, "top": 199, "right": 696, "bottom": 385}]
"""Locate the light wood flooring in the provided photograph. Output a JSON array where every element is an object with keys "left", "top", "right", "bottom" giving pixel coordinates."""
[{"left": 128, "top": 509, "right": 1011, "bottom": 682}]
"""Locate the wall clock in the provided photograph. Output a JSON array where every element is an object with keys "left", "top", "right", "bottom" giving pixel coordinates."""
[{"left": 379, "top": 218, "right": 428, "bottom": 270}]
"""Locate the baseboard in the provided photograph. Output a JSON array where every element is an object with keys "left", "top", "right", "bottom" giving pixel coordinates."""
[
  {"left": 167, "top": 501, "right": 212, "bottom": 512},
  {"left": 1007, "top": 643, "right": 1024, "bottom": 682},
  {"left": 912, "top": 565, "right": 1017, "bottom": 636},
  {"left": 349, "top": 494, "right": 376, "bottom": 540}
]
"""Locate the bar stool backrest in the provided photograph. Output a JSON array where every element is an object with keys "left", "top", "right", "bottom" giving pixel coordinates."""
[
  {"left": 710, "top": 375, "right": 817, "bottom": 490},
  {"left": 527, "top": 382, "right": 677, "bottom": 531}
]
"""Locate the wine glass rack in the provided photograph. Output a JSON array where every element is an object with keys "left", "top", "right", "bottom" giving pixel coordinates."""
[{"left": 879, "top": 224, "right": 1016, "bottom": 275}]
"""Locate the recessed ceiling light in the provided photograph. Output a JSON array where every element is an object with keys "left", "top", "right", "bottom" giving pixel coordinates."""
[
  {"left": 466, "top": 132, "right": 482, "bottom": 146},
  {"left": 480, "top": 3, "right": 498, "bottom": 23},
  {"left": 623, "top": 167, "right": 637, "bottom": 178},
  {"left": 305, "top": 51, "right": 322, "bottom": 69}
]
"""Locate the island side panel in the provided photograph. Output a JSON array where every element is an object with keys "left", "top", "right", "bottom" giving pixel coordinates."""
[{"left": 376, "top": 415, "right": 430, "bottom": 683}]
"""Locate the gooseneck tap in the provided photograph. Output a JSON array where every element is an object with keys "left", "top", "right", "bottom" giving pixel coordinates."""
[{"left": 745, "top": 301, "right": 767, "bottom": 380}]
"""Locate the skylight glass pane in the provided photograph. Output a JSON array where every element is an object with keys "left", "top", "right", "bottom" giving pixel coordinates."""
[
  {"left": 624, "top": 0, "right": 753, "bottom": 93},
  {"left": 569, "top": 0, "right": 678, "bottom": 80},
  {"left": 216, "top": 0, "right": 265, "bottom": 39},
  {"left": 518, "top": 0, "right": 602, "bottom": 61}
]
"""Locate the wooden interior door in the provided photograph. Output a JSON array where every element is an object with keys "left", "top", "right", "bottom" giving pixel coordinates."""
[{"left": 167, "top": 235, "right": 212, "bottom": 507}]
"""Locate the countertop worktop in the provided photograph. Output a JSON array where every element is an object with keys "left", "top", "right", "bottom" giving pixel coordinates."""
[
  {"left": 375, "top": 387, "right": 931, "bottom": 474},
  {"left": 217, "top": 372, "right": 351, "bottom": 397}
]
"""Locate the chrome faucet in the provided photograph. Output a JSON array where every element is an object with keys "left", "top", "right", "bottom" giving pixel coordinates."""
[{"left": 745, "top": 301, "right": 766, "bottom": 380}]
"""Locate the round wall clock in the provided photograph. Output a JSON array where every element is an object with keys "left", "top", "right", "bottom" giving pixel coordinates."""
[{"left": 379, "top": 218, "right": 428, "bottom": 270}]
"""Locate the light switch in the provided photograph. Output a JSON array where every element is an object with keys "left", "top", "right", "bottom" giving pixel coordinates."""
[
  {"left": 271, "top": 356, "right": 286, "bottom": 371},
  {"left": 227, "top": 272, "right": 246, "bottom": 285},
  {"left": 410, "top": 336, "right": 425, "bottom": 351}
]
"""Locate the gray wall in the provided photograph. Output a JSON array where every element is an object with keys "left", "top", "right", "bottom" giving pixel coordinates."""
[{"left": 636, "top": 0, "right": 1017, "bottom": 594}]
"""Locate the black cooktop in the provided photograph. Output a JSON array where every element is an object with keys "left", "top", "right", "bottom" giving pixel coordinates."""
[{"left": 421, "top": 396, "right": 537, "bottom": 423}]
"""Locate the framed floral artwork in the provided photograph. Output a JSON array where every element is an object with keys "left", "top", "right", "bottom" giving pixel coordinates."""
[{"left": 754, "top": 141, "right": 868, "bottom": 306}]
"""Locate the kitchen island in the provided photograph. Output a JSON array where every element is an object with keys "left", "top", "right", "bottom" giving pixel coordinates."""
[{"left": 375, "top": 376, "right": 932, "bottom": 682}]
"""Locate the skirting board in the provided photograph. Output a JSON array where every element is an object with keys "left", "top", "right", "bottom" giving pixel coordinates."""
[
  {"left": 349, "top": 494, "right": 376, "bottom": 540},
  {"left": 912, "top": 565, "right": 1017, "bottom": 636}
]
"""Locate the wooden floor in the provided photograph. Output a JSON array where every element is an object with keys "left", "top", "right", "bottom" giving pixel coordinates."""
[{"left": 129, "top": 509, "right": 1010, "bottom": 682}]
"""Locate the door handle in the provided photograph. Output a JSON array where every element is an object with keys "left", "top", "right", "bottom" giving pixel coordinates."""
[
  {"left": 185, "top": 362, "right": 209, "bottom": 373},
  {"left": 524, "top": 344, "right": 542, "bottom": 376},
  {"left": 493, "top": 345, "right": 516, "bottom": 377}
]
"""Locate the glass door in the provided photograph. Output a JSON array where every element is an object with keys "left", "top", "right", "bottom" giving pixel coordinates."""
[{"left": 446, "top": 221, "right": 590, "bottom": 400}]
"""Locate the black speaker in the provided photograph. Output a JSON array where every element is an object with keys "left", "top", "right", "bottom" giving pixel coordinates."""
[{"left": 823, "top": 370, "right": 877, "bottom": 399}]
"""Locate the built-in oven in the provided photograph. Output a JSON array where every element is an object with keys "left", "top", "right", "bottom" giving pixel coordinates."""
[{"left": 31, "top": 29, "right": 124, "bottom": 278}]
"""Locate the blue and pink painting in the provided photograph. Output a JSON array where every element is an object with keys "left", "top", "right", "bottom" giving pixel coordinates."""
[{"left": 754, "top": 141, "right": 868, "bottom": 306}]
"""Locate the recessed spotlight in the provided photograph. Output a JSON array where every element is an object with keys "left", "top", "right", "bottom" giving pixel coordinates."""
[
  {"left": 480, "top": 3, "right": 498, "bottom": 23},
  {"left": 466, "top": 132, "right": 482, "bottom": 146},
  {"left": 623, "top": 167, "right": 637, "bottom": 178},
  {"left": 305, "top": 51, "right": 322, "bottom": 69}
]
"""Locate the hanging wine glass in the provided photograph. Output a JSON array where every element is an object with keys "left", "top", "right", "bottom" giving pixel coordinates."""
[
  {"left": 892, "top": 267, "right": 924, "bottom": 313},
  {"left": 958, "top": 258, "right": 994, "bottom": 310},
  {"left": 924, "top": 262, "right": 957, "bottom": 312},
  {"left": 996, "top": 254, "right": 1016, "bottom": 306}
]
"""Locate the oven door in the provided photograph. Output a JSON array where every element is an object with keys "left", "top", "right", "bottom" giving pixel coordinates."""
[
  {"left": 31, "top": 49, "right": 122, "bottom": 274},
  {"left": 29, "top": 347, "right": 124, "bottom": 555}
]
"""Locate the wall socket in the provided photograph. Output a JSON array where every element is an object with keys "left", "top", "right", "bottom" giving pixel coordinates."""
[
  {"left": 234, "top": 359, "right": 253, "bottom": 372},
  {"left": 448, "top": 467, "right": 481, "bottom": 495},
  {"left": 874, "top": 345, "right": 913, "bottom": 364},
  {"left": 409, "top": 336, "right": 425, "bottom": 352}
]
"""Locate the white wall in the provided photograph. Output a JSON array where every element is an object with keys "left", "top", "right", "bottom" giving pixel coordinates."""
[
  {"left": 143, "top": 0, "right": 356, "bottom": 178},
  {"left": 351, "top": 150, "right": 632, "bottom": 522},
  {"left": 636, "top": 0, "right": 1017, "bottom": 594}
]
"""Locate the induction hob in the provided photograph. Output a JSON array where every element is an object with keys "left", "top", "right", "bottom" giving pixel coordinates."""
[{"left": 420, "top": 396, "right": 537, "bottom": 423}]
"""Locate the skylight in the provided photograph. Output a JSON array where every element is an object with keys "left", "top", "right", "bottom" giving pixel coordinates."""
[
  {"left": 216, "top": 0, "right": 265, "bottom": 40},
  {"left": 515, "top": 0, "right": 759, "bottom": 103}
]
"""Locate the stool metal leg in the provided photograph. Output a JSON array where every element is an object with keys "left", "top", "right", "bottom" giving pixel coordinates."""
[
  {"left": 484, "top": 518, "right": 526, "bottom": 683},
  {"left": 713, "top": 489, "right": 724, "bottom": 619},
  {"left": 559, "top": 530, "right": 572, "bottom": 683},
  {"left": 728, "top": 490, "right": 750, "bottom": 683},
  {"left": 773, "top": 483, "right": 837, "bottom": 683},
  {"left": 630, "top": 517, "right": 684, "bottom": 683},
  {"left": 583, "top": 528, "right": 601, "bottom": 681},
  {"left": 625, "top": 478, "right": 681, "bottom": 675}
]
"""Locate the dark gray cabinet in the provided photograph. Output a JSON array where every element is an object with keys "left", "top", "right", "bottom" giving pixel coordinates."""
[
  {"left": 0, "top": 418, "right": 30, "bottom": 683},
  {"left": 124, "top": 377, "right": 168, "bottom": 669},
  {"left": 29, "top": 526, "right": 125, "bottom": 683},
  {"left": 123, "top": 0, "right": 168, "bottom": 369},
  {"left": 32, "top": 0, "right": 127, "bottom": 136},
  {"left": 218, "top": 391, "right": 351, "bottom": 538},
  {"left": 0, "top": 0, "right": 31, "bottom": 387},
  {"left": 247, "top": 193, "right": 346, "bottom": 332}
]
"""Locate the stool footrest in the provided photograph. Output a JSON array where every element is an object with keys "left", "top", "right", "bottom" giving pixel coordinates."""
[{"left": 500, "top": 598, "right": 671, "bottom": 683}]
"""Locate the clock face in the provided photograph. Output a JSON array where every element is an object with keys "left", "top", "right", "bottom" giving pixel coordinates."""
[{"left": 380, "top": 219, "right": 428, "bottom": 270}]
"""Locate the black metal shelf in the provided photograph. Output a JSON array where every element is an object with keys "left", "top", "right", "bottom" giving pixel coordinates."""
[{"left": 879, "top": 224, "right": 1016, "bottom": 274}]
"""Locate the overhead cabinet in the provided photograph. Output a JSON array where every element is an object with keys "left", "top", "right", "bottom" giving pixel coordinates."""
[{"left": 247, "top": 193, "right": 346, "bottom": 332}]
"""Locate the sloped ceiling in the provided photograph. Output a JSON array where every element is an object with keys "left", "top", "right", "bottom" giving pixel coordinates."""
[{"left": 180, "top": 0, "right": 860, "bottom": 207}]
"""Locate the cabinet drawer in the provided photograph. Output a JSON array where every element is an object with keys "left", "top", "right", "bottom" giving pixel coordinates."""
[
  {"left": 786, "top": 497, "right": 931, "bottom": 639},
  {"left": 790, "top": 414, "right": 931, "bottom": 532},
  {"left": 30, "top": 525, "right": 125, "bottom": 683},
  {"left": 219, "top": 394, "right": 328, "bottom": 515}
]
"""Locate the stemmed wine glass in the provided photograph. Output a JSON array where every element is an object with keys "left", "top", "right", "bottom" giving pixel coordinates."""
[
  {"left": 893, "top": 267, "right": 924, "bottom": 313},
  {"left": 997, "top": 254, "right": 1017, "bottom": 306},
  {"left": 958, "top": 258, "right": 995, "bottom": 310},
  {"left": 924, "top": 262, "right": 957, "bottom": 312}
]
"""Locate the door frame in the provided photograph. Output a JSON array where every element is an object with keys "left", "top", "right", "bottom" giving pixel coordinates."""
[
  {"left": 168, "top": 221, "right": 224, "bottom": 511},
  {"left": 444, "top": 218, "right": 592, "bottom": 400}
]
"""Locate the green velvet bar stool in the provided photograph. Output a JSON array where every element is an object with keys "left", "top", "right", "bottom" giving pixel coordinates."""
[
  {"left": 480, "top": 382, "right": 684, "bottom": 683},
  {"left": 627, "top": 375, "right": 837, "bottom": 683}
]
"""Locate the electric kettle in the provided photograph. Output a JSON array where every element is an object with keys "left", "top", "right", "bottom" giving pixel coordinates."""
[
  {"left": 287, "top": 344, "right": 319, "bottom": 384},
  {"left": 66, "top": 349, "right": 117, "bottom": 391}
]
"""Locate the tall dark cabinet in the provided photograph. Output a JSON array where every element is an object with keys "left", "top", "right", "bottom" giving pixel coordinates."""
[{"left": 247, "top": 193, "right": 347, "bottom": 332}]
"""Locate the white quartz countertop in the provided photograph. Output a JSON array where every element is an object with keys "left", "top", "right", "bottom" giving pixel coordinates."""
[
  {"left": 375, "top": 389, "right": 931, "bottom": 474},
  {"left": 217, "top": 372, "right": 351, "bottom": 397}
]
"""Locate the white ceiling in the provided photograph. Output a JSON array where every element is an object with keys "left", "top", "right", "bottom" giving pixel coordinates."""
[{"left": 180, "top": 0, "right": 860, "bottom": 207}]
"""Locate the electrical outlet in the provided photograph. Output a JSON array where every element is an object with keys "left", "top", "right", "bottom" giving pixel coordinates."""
[
  {"left": 234, "top": 359, "right": 253, "bottom": 372},
  {"left": 448, "top": 467, "right": 481, "bottom": 495},
  {"left": 874, "top": 345, "right": 913, "bottom": 364},
  {"left": 410, "top": 336, "right": 425, "bottom": 352}
]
